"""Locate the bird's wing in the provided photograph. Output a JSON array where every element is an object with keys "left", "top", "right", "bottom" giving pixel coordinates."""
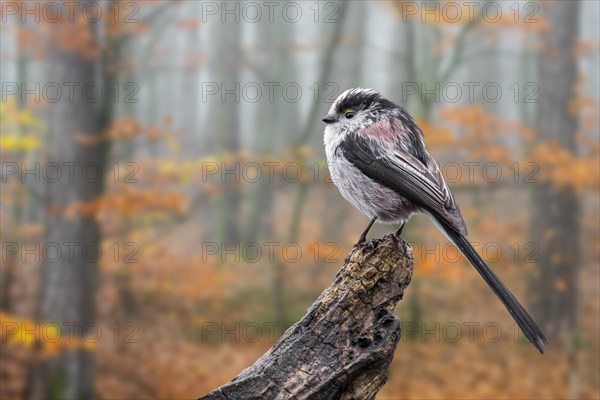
[
  {"left": 338, "top": 133, "right": 467, "bottom": 235},
  {"left": 422, "top": 155, "right": 467, "bottom": 234},
  {"left": 338, "top": 128, "right": 550, "bottom": 354}
]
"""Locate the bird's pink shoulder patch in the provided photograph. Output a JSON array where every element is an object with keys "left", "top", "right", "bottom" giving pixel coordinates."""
[
  {"left": 359, "top": 118, "right": 392, "bottom": 139},
  {"left": 359, "top": 118, "right": 408, "bottom": 144}
]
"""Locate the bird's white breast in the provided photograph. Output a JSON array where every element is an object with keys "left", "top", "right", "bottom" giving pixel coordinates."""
[{"left": 324, "top": 128, "right": 416, "bottom": 224}]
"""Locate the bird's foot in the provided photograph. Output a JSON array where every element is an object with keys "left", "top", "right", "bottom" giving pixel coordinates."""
[
  {"left": 354, "top": 217, "right": 378, "bottom": 248},
  {"left": 392, "top": 223, "right": 408, "bottom": 252},
  {"left": 360, "top": 239, "right": 379, "bottom": 255},
  {"left": 394, "top": 222, "right": 406, "bottom": 239},
  {"left": 354, "top": 234, "right": 368, "bottom": 248}
]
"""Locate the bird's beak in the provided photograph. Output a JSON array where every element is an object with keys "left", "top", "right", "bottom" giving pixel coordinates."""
[{"left": 322, "top": 114, "right": 338, "bottom": 124}]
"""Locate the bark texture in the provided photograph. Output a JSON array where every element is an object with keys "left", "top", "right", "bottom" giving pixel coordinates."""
[{"left": 199, "top": 234, "right": 414, "bottom": 400}]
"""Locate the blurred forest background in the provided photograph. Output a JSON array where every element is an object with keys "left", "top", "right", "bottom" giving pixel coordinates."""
[{"left": 1, "top": 0, "right": 599, "bottom": 399}]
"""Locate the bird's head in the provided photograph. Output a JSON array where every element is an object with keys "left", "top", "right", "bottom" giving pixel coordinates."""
[{"left": 322, "top": 88, "right": 397, "bottom": 130}]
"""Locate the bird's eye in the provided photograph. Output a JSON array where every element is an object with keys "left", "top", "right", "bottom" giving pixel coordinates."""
[{"left": 345, "top": 110, "right": 355, "bottom": 119}]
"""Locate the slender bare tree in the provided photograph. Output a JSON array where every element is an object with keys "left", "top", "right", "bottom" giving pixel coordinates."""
[
  {"left": 29, "top": 1, "right": 110, "bottom": 398},
  {"left": 531, "top": 0, "right": 581, "bottom": 339}
]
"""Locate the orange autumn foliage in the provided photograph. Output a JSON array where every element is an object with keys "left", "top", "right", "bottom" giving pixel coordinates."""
[
  {"left": 64, "top": 189, "right": 188, "bottom": 219},
  {"left": 530, "top": 140, "right": 599, "bottom": 193}
]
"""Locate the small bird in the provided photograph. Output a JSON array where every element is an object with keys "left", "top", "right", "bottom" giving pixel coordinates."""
[{"left": 323, "top": 88, "right": 548, "bottom": 354}]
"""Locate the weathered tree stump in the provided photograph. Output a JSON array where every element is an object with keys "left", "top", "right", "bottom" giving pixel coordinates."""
[{"left": 199, "top": 233, "right": 414, "bottom": 400}]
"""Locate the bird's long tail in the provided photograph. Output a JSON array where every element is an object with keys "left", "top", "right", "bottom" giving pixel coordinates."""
[{"left": 438, "top": 220, "right": 548, "bottom": 354}]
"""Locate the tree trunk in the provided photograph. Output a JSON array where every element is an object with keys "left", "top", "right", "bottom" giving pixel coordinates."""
[
  {"left": 531, "top": 0, "right": 580, "bottom": 340},
  {"left": 29, "top": 2, "right": 108, "bottom": 398},
  {"left": 199, "top": 234, "right": 414, "bottom": 400},
  {"left": 336, "top": 0, "right": 365, "bottom": 89},
  {"left": 219, "top": 18, "right": 241, "bottom": 244}
]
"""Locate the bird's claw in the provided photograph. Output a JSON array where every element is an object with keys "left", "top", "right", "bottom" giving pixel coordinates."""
[
  {"left": 360, "top": 239, "right": 378, "bottom": 255},
  {"left": 354, "top": 234, "right": 368, "bottom": 248},
  {"left": 394, "top": 223, "right": 405, "bottom": 239}
]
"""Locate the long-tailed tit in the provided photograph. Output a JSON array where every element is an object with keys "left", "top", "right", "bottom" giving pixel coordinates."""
[{"left": 323, "top": 88, "right": 547, "bottom": 353}]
